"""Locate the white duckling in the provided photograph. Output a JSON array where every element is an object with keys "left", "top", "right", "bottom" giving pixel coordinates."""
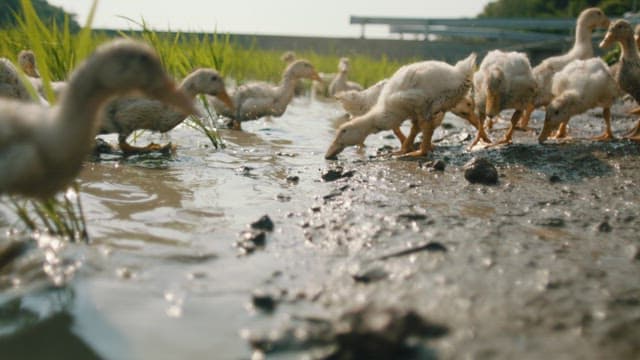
[
  {"left": 0, "top": 58, "right": 40, "bottom": 102},
  {"left": 99, "top": 68, "right": 234, "bottom": 155},
  {"left": 18, "top": 49, "right": 68, "bottom": 99},
  {"left": 0, "top": 39, "right": 198, "bottom": 199},
  {"left": 325, "top": 53, "right": 477, "bottom": 159},
  {"left": 335, "top": 78, "right": 388, "bottom": 117},
  {"left": 473, "top": 50, "right": 537, "bottom": 147},
  {"left": 600, "top": 19, "right": 640, "bottom": 141},
  {"left": 281, "top": 51, "right": 306, "bottom": 97},
  {"left": 328, "top": 57, "right": 363, "bottom": 97},
  {"left": 538, "top": 58, "right": 621, "bottom": 143},
  {"left": 336, "top": 79, "right": 488, "bottom": 149},
  {"left": 209, "top": 59, "right": 321, "bottom": 130},
  {"left": 518, "top": 7, "right": 610, "bottom": 129}
]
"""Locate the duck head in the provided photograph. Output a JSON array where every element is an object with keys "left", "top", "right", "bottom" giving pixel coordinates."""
[
  {"left": 338, "top": 57, "right": 350, "bottom": 73},
  {"left": 286, "top": 60, "right": 322, "bottom": 81},
  {"left": 18, "top": 50, "right": 40, "bottom": 78},
  {"left": 85, "top": 39, "right": 199, "bottom": 117},
  {"left": 600, "top": 19, "right": 633, "bottom": 48},
  {"left": 538, "top": 94, "right": 576, "bottom": 143},
  {"left": 186, "top": 68, "right": 234, "bottom": 111},
  {"left": 325, "top": 117, "right": 371, "bottom": 159},
  {"left": 580, "top": 7, "right": 610, "bottom": 31}
]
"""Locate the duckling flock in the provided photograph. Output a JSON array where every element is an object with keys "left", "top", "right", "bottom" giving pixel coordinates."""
[{"left": 0, "top": 7, "right": 639, "bottom": 201}]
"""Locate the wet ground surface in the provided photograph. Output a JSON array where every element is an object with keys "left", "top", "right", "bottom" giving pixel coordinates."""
[{"left": 1, "top": 95, "right": 639, "bottom": 359}]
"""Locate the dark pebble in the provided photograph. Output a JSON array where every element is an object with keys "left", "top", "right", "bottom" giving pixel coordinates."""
[
  {"left": 322, "top": 168, "right": 344, "bottom": 182},
  {"left": 463, "top": 157, "right": 498, "bottom": 185},
  {"left": 549, "top": 174, "right": 562, "bottom": 183},
  {"left": 441, "top": 122, "right": 455, "bottom": 130},
  {"left": 397, "top": 213, "right": 428, "bottom": 221},
  {"left": 276, "top": 194, "right": 291, "bottom": 202},
  {"left": 251, "top": 290, "right": 278, "bottom": 312},
  {"left": 251, "top": 215, "right": 274, "bottom": 231},
  {"left": 427, "top": 160, "right": 446, "bottom": 171},
  {"left": 286, "top": 175, "right": 300, "bottom": 184},
  {"left": 597, "top": 221, "right": 612, "bottom": 233},
  {"left": 536, "top": 218, "right": 565, "bottom": 228},
  {"left": 93, "top": 138, "right": 118, "bottom": 155},
  {"left": 383, "top": 134, "right": 396, "bottom": 140},
  {"left": 236, "top": 231, "right": 267, "bottom": 254},
  {"left": 352, "top": 267, "right": 389, "bottom": 284},
  {"left": 424, "top": 241, "right": 448, "bottom": 252}
]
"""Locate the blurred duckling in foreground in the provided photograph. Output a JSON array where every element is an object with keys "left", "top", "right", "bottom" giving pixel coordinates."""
[
  {"left": 99, "top": 68, "right": 233, "bottom": 155},
  {"left": 0, "top": 39, "right": 198, "bottom": 199},
  {"left": 17, "top": 49, "right": 68, "bottom": 99},
  {"left": 473, "top": 50, "right": 537, "bottom": 147},
  {"left": 328, "top": 57, "right": 362, "bottom": 97},
  {"left": 601, "top": 19, "right": 640, "bottom": 141},
  {"left": 325, "top": 53, "right": 477, "bottom": 159},
  {"left": 539, "top": 58, "right": 620, "bottom": 143},
  {"left": 209, "top": 59, "right": 321, "bottom": 130}
]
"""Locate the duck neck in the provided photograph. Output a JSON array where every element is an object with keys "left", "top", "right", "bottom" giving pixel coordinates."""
[
  {"left": 571, "top": 19, "right": 594, "bottom": 57},
  {"left": 180, "top": 74, "right": 202, "bottom": 99},
  {"left": 274, "top": 73, "right": 298, "bottom": 109},
  {"left": 620, "top": 36, "right": 640, "bottom": 63}
]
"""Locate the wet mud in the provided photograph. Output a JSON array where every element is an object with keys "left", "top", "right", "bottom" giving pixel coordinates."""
[{"left": 1, "top": 97, "right": 639, "bottom": 359}]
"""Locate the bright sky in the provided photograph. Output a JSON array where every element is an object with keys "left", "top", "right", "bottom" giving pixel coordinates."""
[{"left": 47, "top": 0, "right": 491, "bottom": 38}]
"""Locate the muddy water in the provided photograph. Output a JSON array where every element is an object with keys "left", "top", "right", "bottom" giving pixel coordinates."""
[{"left": 1, "top": 97, "right": 640, "bottom": 359}]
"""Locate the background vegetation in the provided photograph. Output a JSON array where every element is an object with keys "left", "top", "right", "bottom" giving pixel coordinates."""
[{"left": 0, "top": 0, "right": 80, "bottom": 30}]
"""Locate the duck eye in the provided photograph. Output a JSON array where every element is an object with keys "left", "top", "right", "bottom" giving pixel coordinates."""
[{"left": 210, "top": 75, "right": 218, "bottom": 81}]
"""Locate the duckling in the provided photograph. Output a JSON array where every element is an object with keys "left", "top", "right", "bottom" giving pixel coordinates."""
[
  {"left": 538, "top": 58, "right": 621, "bottom": 143},
  {"left": 209, "top": 60, "right": 321, "bottom": 130},
  {"left": 325, "top": 53, "right": 477, "bottom": 159},
  {"left": 17, "top": 49, "right": 68, "bottom": 99},
  {"left": 99, "top": 68, "right": 233, "bottom": 155},
  {"left": 0, "top": 39, "right": 198, "bottom": 199},
  {"left": 601, "top": 19, "right": 640, "bottom": 141},
  {"left": 473, "top": 50, "right": 537, "bottom": 146},
  {"left": 336, "top": 80, "right": 488, "bottom": 150},
  {"left": 0, "top": 58, "right": 40, "bottom": 102},
  {"left": 518, "top": 7, "right": 610, "bottom": 129},
  {"left": 328, "top": 57, "right": 363, "bottom": 97},
  {"left": 281, "top": 51, "right": 306, "bottom": 97}
]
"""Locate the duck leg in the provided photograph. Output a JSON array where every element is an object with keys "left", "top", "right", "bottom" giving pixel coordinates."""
[
  {"left": 401, "top": 115, "right": 435, "bottom": 158},
  {"left": 392, "top": 127, "right": 407, "bottom": 145},
  {"left": 119, "top": 135, "right": 174, "bottom": 156},
  {"left": 491, "top": 109, "right": 522, "bottom": 146},
  {"left": 592, "top": 107, "right": 615, "bottom": 141},
  {"left": 551, "top": 122, "right": 570, "bottom": 140},
  {"left": 516, "top": 103, "right": 535, "bottom": 129},
  {"left": 468, "top": 114, "right": 492, "bottom": 149},
  {"left": 393, "top": 119, "right": 419, "bottom": 155}
]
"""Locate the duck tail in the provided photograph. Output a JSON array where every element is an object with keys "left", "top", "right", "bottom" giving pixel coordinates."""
[{"left": 455, "top": 53, "right": 477, "bottom": 80}]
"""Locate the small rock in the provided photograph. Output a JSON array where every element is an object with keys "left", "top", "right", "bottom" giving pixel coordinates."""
[
  {"left": 441, "top": 122, "right": 455, "bottom": 130},
  {"left": 236, "top": 166, "right": 255, "bottom": 176},
  {"left": 286, "top": 175, "right": 300, "bottom": 184},
  {"left": 236, "top": 231, "right": 267, "bottom": 254},
  {"left": 596, "top": 221, "right": 612, "bottom": 233},
  {"left": 430, "top": 160, "right": 446, "bottom": 171},
  {"left": 397, "top": 213, "right": 428, "bottom": 221},
  {"left": 549, "top": 174, "right": 562, "bottom": 183},
  {"left": 251, "top": 290, "right": 278, "bottom": 312},
  {"left": 93, "top": 138, "right": 118, "bottom": 155},
  {"left": 352, "top": 267, "right": 389, "bottom": 283},
  {"left": 463, "top": 157, "right": 498, "bottom": 185},
  {"left": 276, "top": 194, "right": 291, "bottom": 202},
  {"left": 321, "top": 168, "right": 344, "bottom": 182},
  {"left": 423, "top": 241, "right": 447, "bottom": 252},
  {"left": 251, "top": 215, "right": 274, "bottom": 232},
  {"left": 536, "top": 217, "right": 566, "bottom": 228}
]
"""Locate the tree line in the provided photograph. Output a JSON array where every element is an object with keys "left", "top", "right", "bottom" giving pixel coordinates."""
[{"left": 479, "top": 0, "right": 636, "bottom": 18}]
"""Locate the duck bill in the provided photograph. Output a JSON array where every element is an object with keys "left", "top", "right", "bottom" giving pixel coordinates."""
[
  {"left": 538, "top": 118, "right": 560, "bottom": 144},
  {"left": 216, "top": 89, "right": 235, "bottom": 111},
  {"left": 156, "top": 78, "right": 201, "bottom": 117},
  {"left": 636, "top": 34, "right": 640, "bottom": 49},
  {"left": 325, "top": 140, "right": 344, "bottom": 159},
  {"left": 486, "top": 92, "right": 500, "bottom": 117},
  {"left": 599, "top": 32, "right": 614, "bottom": 48}
]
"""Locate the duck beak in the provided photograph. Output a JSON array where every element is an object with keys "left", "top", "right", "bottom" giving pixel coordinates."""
[
  {"left": 157, "top": 78, "right": 201, "bottom": 117},
  {"left": 325, "top": 140, "right": 344, "bottom": 159},
  {"left": 538, "top": 116, "right": 557, "bottom": 144},
  {"left": 216, "top": 89, "right": 235, "bottom": 111},
  {"left": 311, "top": 71, "right": 322, "bottom": 82},
  {"left": 600, "top": 31, "right": 614, "bottom": 48}
]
